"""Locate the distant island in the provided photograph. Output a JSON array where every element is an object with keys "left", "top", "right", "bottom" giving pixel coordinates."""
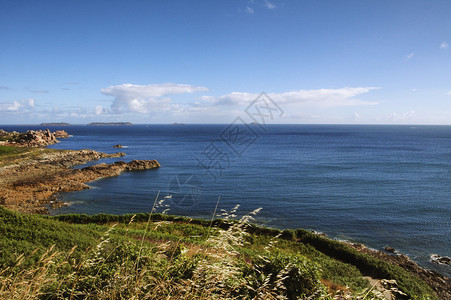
[
  {"left": 88, "top": 122, "right": 133, "bottom": 126},
  {"left": 40, "top": 122, "right": 71, "bottom": 126}
]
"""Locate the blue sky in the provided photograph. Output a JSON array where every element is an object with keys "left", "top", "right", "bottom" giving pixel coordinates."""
[{"left": 1, "top": 0, "right": 450, "bottom": 124}]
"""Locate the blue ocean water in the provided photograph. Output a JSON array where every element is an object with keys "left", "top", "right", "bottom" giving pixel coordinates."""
[{"left": 2, "top": 124, "right": 450, "bottom": 276}]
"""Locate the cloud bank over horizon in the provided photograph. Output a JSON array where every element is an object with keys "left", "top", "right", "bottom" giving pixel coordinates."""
[
  {"left": 95, "top": 83, "right": 381, "bottom": 122},
  {"left": 201, "top": 87, "right": 380, "bottom": 108},
  {"left": 2, "top": 82, "right": 450, "bottom": 125},
  {"left": 100, "top": 83, "right": 209, "bottom": 114}
]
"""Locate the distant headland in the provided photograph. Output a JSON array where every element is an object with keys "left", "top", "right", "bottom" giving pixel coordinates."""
[
  {"left": 38, "top": 122, "right": 133, "bottom": 126},
  {"left": 40, "top": 122, "right": 71, "bottom": 126},
  {"left": 88, "top": 122, "right": 133, "bottom": 126}
]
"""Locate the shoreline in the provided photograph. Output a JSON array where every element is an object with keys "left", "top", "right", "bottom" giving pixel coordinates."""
[
  {"left": 346, "top": 242, "right": 451, "bottom": 298},
  {"left": 0, "top": 147, "right": 160, "bottom": 214}
]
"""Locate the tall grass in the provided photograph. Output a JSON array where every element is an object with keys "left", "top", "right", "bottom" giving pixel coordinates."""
[{"left": 0, "top": 201, "right": 438, "bottom": 299}]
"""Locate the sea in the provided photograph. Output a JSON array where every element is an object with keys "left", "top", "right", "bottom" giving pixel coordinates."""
[{"left": 2, "top": 124, "right": 450, "bottom": 276}]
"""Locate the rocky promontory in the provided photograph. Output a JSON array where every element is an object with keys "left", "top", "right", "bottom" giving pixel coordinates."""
[
  {"left": 0, "top": 129, "right": 69, "bottom": 147},
  {"left": 0, "top": 149, "right": 160, "bottom": 214}
]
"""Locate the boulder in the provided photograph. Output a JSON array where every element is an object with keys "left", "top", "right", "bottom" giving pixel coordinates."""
[
  {"left": 0, "top": 129, "right": 68, "bottom": 147},
  {"left": 431, "top": 254, "right": 451, "bottom": 265},
  {"left": 53, "top": 130, "right": 70, "bottom": 138},
  {"left": 384, "top": 246, "right": 396, "bottom": 253},
  {"left": 17, "top": 129, "right": 58, "bottom": 147}
]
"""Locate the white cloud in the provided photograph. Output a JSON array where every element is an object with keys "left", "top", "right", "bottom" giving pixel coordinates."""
[
  {"left": 406, "top": 52, "right": 414, "bottom": 59},
  {"left": 202, "top": 87, "right": 380, "bottom": 108},
  {"left": 95, "top": 105, "right": 103, "bottom": 115},
  {"left": 447, "top": 91, "right": 451, "bottom": 95},
  {"left": 101, "top": 83, "right": 208, "bottom": 114},
  {"left": 440, "top": 41, "right": 448, "bottom": 49},
  {"left": 101, "top": 83, "right": 207, "bottom": 99},
  {"left": 264, "top": 0, "right": 276, "bottom": 9},
  {"left": 0, "top": 99, "right": 35, "bottom": 112},
  {"left": 36, "top": 105, "right": 110, "bottom": 121}
]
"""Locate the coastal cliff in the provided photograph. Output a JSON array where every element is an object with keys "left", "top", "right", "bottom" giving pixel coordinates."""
[{"left": 0, "top": 149, "right": 160, "bottom": 214}]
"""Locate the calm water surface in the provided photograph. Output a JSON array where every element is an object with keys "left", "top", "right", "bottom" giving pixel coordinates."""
[{"left": 2, "top": 124, "right": 450, "bottom": 276}]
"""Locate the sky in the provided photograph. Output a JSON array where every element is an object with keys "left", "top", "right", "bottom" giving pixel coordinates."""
[{"left": 0, "top": 0, "right": 450, "bottom": 125}]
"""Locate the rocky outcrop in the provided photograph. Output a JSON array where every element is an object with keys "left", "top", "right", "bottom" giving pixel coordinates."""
[
  {"left": 0, "top": 129, "right": 71, "bottom": 147},
  {"left": 113, "top": 144, "right": 123, "bottom": 148},
  {"left": 17, "top": 129, "right": 57, "bottom": 147},
  {"left": 0, "top": 149, "right": 159, "bottom": 214},
  {"left": 384, "top": 246, "right": 396, "bottom": 253},
  {"left": 431, "top": 254, "right": 451, "bottom": 265},
  {"left": 75, "top": 160, "right": 160, "bottom": 181},
  {"left": 38, "top": 149, "right": 126, "bottom": 168},
  {"left": 53, "top": 130, "right": 70, "bottom": 139},
  {"left": 349, "top": 243, "right": 451, "bottom": 299}
]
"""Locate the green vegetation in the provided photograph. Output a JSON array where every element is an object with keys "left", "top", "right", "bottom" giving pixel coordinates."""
[
  {"left": 0, "top": 206, "right": 437, "bottom": 299},
  {"left": 0, "top": 145, "right": 36, "bottom": 167},
  {"left": 0, "top": 145, "right": 60, "bottom": 167},
  {"left": 0, "top": 145, "right": 31, "bottom": 156}
]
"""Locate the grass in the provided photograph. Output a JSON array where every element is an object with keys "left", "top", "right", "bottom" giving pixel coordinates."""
[
  {"left": 0, "top": 145, "right": 60, "bottom": 167},
  {"left": 0, "top": 145, "right": 32, "bottom": 157},
  {"left": 0, "top": 205, "right": 438, "bottom": 299}
]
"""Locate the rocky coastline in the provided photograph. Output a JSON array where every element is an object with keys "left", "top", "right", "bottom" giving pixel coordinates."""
[
  {"left": 0, "top": 128, "right": 160, "bottom": 214},
  {"left": 0, "top": 148, "right": 160, "bottom": 214},
  {"left": 348, "top": 243, "right": 451, "bottom": 299}
]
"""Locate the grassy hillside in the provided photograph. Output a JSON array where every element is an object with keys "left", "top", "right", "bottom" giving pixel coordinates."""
[{"left": 0, "top": 207, "right": 437, "bottom": 299}]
